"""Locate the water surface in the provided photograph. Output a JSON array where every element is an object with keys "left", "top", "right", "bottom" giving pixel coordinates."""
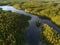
[{"left": 0, "top": 6, "right": 60, "bottom": 45}]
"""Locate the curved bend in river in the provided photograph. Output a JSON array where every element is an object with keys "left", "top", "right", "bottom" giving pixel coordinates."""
[{"left": 0, "top": 6, "right": 60, "bottom": 45}]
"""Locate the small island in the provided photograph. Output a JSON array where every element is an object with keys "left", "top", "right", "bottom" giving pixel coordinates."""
[{"left": 36, "top": 20, "right": 41, "bottom": 27}]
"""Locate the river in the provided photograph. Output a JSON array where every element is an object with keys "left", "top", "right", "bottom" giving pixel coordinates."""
[{"left": 0, "top": 6, "right": 60, "bottom": 45}]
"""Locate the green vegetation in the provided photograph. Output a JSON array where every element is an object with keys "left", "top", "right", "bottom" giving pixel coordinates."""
[
  {"left": 15, "top": 1, "right": 60, "bottom": 27},
  {"left": 0, "top": 9, "right": 31, "bottom": 45},
  {"left": 13, "top": 4, "right": 21, "bottom": 9},
  {"left": 0, "top": 1, "right": 60, "bottom": 45},
  {"left": 40, "top": 24, "right": 60, "bottom": 45},
  {"left": 0, "top": 0, "right": 28, "bottom": 6},
  {"left": 36, "top": 20, "right": 41, "bottom": 27}
]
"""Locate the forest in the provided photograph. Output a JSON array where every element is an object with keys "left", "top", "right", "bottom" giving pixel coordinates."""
[{"left": 0, "top": 9, "right": 31, "bottom": 45}]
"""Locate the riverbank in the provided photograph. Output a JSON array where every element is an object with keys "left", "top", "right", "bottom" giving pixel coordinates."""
[
  {"left": 26, "top": 12, "right": 60, "bottom": 28},
  {"left": 40, "top": 24, "right": 60, "bottom": 45},
  {"left": 0, "top": 5, "right": 60, "bottom": 45},
  {"left": 16, "top": 1, "right": 60, "bottom": 28},
  {"left": 0, "top": 9, "right": 31, "bottom": 45},
  {"left": 3, "top": 1, "right": 60, "bottom": 28}
]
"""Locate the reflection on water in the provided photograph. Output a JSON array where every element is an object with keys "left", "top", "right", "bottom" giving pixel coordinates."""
[{"left": 0, "top": 6, "right": 60, "bottom": 45}]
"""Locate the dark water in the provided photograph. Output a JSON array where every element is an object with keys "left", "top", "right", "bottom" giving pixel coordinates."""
[{"left": 0, "top": 6, "right": 60, "bottom": 45}]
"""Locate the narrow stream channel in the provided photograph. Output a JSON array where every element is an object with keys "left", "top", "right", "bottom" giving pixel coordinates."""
[{"left": 0, "top": 6, "right": 60, "bottom": 45}]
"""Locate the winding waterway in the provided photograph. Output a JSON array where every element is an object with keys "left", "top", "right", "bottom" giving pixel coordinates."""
[{"left": 0, "top": 6, "right": 60, "bottom": 45}]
